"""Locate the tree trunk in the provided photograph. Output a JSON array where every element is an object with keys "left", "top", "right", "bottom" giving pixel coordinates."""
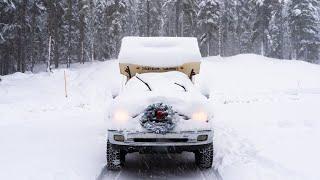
[
  {"left": 218, "top": 15, "right": 222, "bottom": 56},
  {"left": 30, "top": 1, "right": 37, "bottom": 72},
  {"left": 175, "top": 0, "right": 181, "bottom": 37},
  {"left": 207, "top": 41, "right": 210, "bottom": 56},
  {"left": 146, "top": 0, "right": 150, "bottom": 37},
  {"left": 53, "top": 26, "right": 59, "bottom": 68},
  {"left": 17, "top": 0, "right": 28, "bottom": 73},
  {"left": 47, "top": 36, "right": 52, "bottom": 72},
  {"left": 78, "top": 0, "right": 85, "bottom": 64},
  {"left": 67, "top": 0, "right": 72, "bottom": 68},
  {"left": 91, "top": 41, "right": 94, "bottom": 61}
]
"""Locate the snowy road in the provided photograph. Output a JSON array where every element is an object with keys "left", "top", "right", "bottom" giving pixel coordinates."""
[{"left": 97, "top": 153, "right": 222, "bottom": 180}]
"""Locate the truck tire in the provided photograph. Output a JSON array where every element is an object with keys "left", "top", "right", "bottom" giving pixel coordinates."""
[
  {"left": 195, "top": 143, "right": 214, "bottom": 169},
  {"left": 106, "top": 141, "right": 125, "bottom": 170}
]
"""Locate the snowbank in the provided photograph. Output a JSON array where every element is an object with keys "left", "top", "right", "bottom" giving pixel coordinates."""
[
  {"left": 0, "top": 61, "right": 121, "bottom": 180},
  {"left": 118, "top": 37, "right": 201, "bottom": 67},
  {"left": 199, "top": 54, "right": 320, "bottom": 101}
]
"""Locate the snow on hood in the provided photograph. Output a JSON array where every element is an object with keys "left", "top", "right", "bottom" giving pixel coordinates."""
[
  {"left": 111, "top": 72, "right": 210, "bottom": 116},
  {"left": 108, "top": 72, "right": 212, "bottom": 131}
]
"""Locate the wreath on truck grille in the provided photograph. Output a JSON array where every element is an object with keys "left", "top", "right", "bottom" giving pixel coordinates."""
[{"left": 140, "top": 103, "right": 176, "bottom": 134}]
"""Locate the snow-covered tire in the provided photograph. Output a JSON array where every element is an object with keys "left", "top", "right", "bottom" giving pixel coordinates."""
[
  {"left": 106, "top": 141, "right": 125, "bottom": 170},
  {"left": 195, "top": 143, "right": 214, "bottom": 169}
]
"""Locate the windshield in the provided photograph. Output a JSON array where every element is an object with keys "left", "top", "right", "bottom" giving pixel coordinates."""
[{"left": 124, "top": 71, "right": 193, "bottom": 92}]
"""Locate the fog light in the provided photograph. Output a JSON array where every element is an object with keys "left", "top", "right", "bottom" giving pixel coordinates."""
[
  {"left": 197, "top": 135, "right": 208, "bottom": 141},
  {"left": 114, "top": 135, "right": 125, "bottom": 142}
]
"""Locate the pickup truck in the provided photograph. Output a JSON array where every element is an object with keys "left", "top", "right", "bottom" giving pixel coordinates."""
[{"left": 106, "top": 37, "right": 214, "bottom": 170}]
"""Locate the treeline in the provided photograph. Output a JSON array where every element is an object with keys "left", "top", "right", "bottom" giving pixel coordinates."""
[{"left": 1, "top": 0, "right": 319, "bottom": 75}]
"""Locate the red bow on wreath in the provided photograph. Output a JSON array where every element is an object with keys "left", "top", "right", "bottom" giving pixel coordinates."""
[{"left": 155, "top": 110, "right": 167, "bottom": 121}]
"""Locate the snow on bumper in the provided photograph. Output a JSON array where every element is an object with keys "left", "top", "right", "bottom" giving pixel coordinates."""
[{"left": 107, "top": 130, "right": 213, "bottom": 146}]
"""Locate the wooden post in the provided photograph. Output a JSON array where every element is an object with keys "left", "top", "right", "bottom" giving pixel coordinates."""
[{"left": 64, "top": 70, "right": 68, "bottom": 98}]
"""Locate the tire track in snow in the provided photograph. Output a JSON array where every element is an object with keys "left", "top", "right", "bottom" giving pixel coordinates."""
[
  {"left": 96, "top": 165, "right": 122, "bottom": 180},
  {"left": 97, "top": 152, "right": 221, "bottom": 180},
  {"left": 196, "top": 166, "right": 223, "bottom": 180}
]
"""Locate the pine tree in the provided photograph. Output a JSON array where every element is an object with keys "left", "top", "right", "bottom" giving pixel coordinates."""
[
  {"left": 0, "top": 0, "right": 17, "bottom": 75},
  {"left": 65, "top": 0, "right": 73, "bottom": 67},
  {"left": 252, "top": 0, "right": 276, "bottom": 56},
  {"left": 197, "top": 0, "right": 221, "bottom": 56},
  {"left": 220, "top": 0, "right": 237, "bottom": 56},
  {"left": 105, "top": 0, "right": 126, "bottom": 59},
  {"left": 93, "top": 0, "right": 107, "bottom": 60},
  {"left": 15, "top": 0, "right": 29, "bottom": 72},
  {"left": 289, "top": 0, "right": 320, "bottom": 62},
  {"left": 149, "top": 1, "right": 163, "bottom": 36},
  {"left": 77, "top": 0, "right": 87, "bottom": 64},
  {"left": 136, "top": 0, "right": 145, "bottom": 36},
  {"left": 175, "top": 0, "right": 182, "bottom": 37},
  {"left": 123, "top": 0, "right": 138, "bottom": 36},
  {"left": 181, "top": 0, "right": 197, "bottom": 37},
  {"left": 268, "top": 0, "right": 284, "bottom": 59},
  {"left": 45, "top": 1, "right": 64, "bottom": 68},
  {"left": 86, "top": 0, "right": 97, "bottom": 61},
  {"left": 235, "top": 0, "right": 256, "bottom": 54},
  {"left": 28, "top": 0, "right": 45, "bottom": 71}
]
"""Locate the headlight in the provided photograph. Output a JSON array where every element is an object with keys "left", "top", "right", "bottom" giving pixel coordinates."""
[
  {"left": 192, "top": 111, "right": 208, "bottom": 122},
  {"left": 113, "top": 109, "right": 129, "bottom": 122}
]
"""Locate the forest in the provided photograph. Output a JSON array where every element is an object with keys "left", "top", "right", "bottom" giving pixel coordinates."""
[{"left": 0, "top": 0, "right": 319, "bottom": 75}]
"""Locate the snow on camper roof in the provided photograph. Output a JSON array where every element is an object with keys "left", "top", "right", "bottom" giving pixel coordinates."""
[{"left": 118, "top": 37, "right": 202, "bottom": 67}]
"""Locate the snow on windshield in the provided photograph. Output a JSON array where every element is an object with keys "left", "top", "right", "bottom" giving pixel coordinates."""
[{"left": 124, "top": 71, "right": 193, "bottom": 92}]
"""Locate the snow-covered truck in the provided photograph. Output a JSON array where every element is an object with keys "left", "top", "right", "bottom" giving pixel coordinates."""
[{"left": 107, "top": 37, "right": 214, "bottom": 170}]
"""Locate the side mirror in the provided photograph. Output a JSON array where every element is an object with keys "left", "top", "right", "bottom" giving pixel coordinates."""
[
  {"left": 112, "top": 94, "right": 118, "bottom": 99},
  {"left": 203, "top": 93, "right": 210, "bottom": 99}
]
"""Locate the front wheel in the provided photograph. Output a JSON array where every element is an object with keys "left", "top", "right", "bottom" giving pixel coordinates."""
[
  {"left": 195, "top": 143, "right": 214, "bottom": 169},
  {"left": 106, "top": 141, "right": 125, "bottom": 170}
]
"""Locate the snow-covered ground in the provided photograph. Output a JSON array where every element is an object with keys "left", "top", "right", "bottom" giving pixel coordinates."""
[{"left": 1, "top": 54, "right": 320, "bottom": 180}]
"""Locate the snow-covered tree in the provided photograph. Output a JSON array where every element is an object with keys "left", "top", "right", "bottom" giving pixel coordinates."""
[
  {"left": 28, "top": 0, "right": 46, "bottom": 71},
  {"left": 197, "top": 0, "right": 221, "bottom": 56},
  {"left": 77, "top": 0, "right": 87, "bottom": 64},
  {"left": 268, "top": 0, "right": 284, "bottom": 59},
  {"left": 181, "top": 0, "right": 197, "bottom": 37},
  {"left": 235, "top": 0, "right": 256, "bottom": 54},
  {"left": 219, "top": 0, "right": 237, "bottom": 56},
  {"left": 289, "top": 0, "right": 320, "bottom": 62},
  {"left": 92, "top": 0, "right": 107, "bottom": 60},
  {"left": 45, "top": 0, "right": 64, "bottom": 68},
  {"left": 252, "top": 0, "right": 277, "bottom": 56},
  {"left": 65, "top": 0, "right": 74, "bottom": 67},
  {"left": 85, "top": 0, "right": 97, "bottom": 61},
  {"left": 0, "top": 0, "right": 17, "bottom": 75},
  {"left": 105, "top": 0, "right": 127, "bottom": 59}
]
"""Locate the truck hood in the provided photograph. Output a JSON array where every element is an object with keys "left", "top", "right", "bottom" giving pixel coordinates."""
[
  {"left": 110, "top": 90, "right": 210, "bottom": 117},
  {"left": 108, "top": 90, "right": 213, "bottom": 132}
]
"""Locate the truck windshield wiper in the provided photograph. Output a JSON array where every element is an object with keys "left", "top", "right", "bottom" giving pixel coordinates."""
[
  {"left": 136, "top": 76, "right": 152, "bottom": 91},
  {"left": 174, "top": 82, "right": 187, "bottom": 92}
]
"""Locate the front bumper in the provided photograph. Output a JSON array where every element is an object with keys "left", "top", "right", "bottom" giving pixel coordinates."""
[{"left": 107, "top": 129, "right": 213, "bottom": 147}]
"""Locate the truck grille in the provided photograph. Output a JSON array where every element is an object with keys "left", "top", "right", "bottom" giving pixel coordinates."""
[{"left": 133, "top": 138, "right": 188, "bottom": 143}]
